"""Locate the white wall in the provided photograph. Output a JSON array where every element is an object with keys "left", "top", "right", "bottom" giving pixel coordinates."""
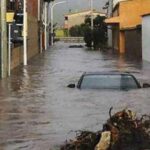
[
  {"left": 107, "top": 0, "right": 113, "bottom": 47},
  {"left": 142, "top": 15, "right": 150, "bottom": 62},
  {"left": 113, "top": 0, "right": 127, "bottom": 8}
]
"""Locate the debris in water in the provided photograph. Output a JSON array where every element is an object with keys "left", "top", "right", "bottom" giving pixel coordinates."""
[{"left": 60, "top": 108, "right": 150, "bottom": 150}]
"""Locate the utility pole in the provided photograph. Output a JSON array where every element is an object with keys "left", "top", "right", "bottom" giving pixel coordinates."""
[
  {"left": 44, "top": 2, "right": 48, "bottom": 50},
  {"left": 23, "top": 0, "right": 28, "bottom": 66},
  {"left": 50, "top": 2, "right": 53, "bottom": 46},
  {"left": 90, "top": 0, "right": 94, "bottom": 48},
  {"left": 0, "top": 0, "right": 8, "bottom": 78},
  {"left": 108, "top": 0, "right": 113, "bottom": 47},
  {"left": 90, "top": 0, "right": 94, "bottom": 31}
]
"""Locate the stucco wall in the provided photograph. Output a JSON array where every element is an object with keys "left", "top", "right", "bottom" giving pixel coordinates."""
[
  {"left": 142, "top": 15, "right": 150, "bottom": 62},
  {"left": 27, "top": 15, "right": 39, "bottom": 60},
  {"left": 27, "top": 0, "right": 38, "bottom": 18},
  {"left": 119, "top": 0, "right": 150, "bottom": 29}
]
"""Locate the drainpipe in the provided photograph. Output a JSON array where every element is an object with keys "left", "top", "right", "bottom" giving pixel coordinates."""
[
  {"left": 23, "top": 0, "right": 28, "bottom": 66},
  {"left": 8, "top": 24, "right": 12, "bottom": 76},
  {"left": 50, "top": 2, "right": 53, "bottom": 46},
  {"left": 44, "top": 2, "right": 48, "bottom": 50},
  {"left": 38, "top": 0, "right": 40, "bottom": 21},
  {"left": 0, "top": 0, "right": 8, "bottom": 78}
]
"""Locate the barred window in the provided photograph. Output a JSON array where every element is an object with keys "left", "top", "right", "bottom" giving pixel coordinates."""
[
  {"left": 7, "top": 0, "right": 16, "bottom": 11},
  {"left": 7, "top": 0, "right": 23, "bottom": 12}
]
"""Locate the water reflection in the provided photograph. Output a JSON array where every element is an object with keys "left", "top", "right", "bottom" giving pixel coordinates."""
[{"left": 0, "top": 42, "right": 150, "bottom": 150}]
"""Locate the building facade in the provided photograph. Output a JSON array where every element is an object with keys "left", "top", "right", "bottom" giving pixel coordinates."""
[
  {"left": 7, "top": 0, "right": 41, "bottom": 69},
  {"left": 64, "top": 10, "right": 106, "bottom": 29},
  {"left": 4, "top": 0, "right": 47, "bottom": 71},
  {"left": 105, "top": 0, "right": 150, "bottom": 59},
  {"left": 0, "top": 0, "right": 55, "bottom": 78}
]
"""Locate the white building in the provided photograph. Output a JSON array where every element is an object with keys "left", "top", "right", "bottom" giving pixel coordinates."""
[
  {"left": 142, "top": 14, "right": 150, "bottom": 62},
  {"left": 64, "top": 10, "right": 105, "bottom": 29}
]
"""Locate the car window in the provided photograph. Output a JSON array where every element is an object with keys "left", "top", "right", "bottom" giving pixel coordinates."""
[{"left": 80, "top": 74, "right": 138, "bottom": 90}]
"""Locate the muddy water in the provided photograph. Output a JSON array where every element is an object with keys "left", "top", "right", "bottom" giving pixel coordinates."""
[{"left": 0, "top": 42, "right": 150, "bottom": 150}]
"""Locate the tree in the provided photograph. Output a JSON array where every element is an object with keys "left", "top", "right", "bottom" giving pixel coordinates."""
[
  {"left": 84, "top": 15, "right": 107, "bottom": 49},
  {"left": 68, "top": 15, "right": 107, "bottom": 49},
  {"left": 69, "top": 24, "right": 85, "bottom": 37}
]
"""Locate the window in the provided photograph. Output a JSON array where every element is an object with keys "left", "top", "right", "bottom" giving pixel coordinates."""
[
  {"left": 7, "top": 0, "right": 23, "bottom": 12},
  {"left": 65, "top": 16, "right": 68, "bottom": 21},
  {"left": 80, "top": 74, "right": 138, "bottom": 90},
  {"left": 7, "top": 0, "right": 16, "bottom": 11}
]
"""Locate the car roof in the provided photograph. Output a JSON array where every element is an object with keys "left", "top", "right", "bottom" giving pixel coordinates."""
[{"left": 83, "top": 71, "right": 133, "bottom": 76}]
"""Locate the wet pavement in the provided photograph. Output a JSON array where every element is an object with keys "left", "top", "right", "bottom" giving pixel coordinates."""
[{"left": 0, "top": 42, "right": 150, "bottom": 150}]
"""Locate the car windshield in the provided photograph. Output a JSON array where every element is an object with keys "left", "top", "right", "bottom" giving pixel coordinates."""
[{"left": 80, "top": 74, "right": 139, "bottom": 90}]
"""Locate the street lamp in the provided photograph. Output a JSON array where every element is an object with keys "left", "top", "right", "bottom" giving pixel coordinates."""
[
  {"left": 50, "top": 1, "right": 66, "bottom": 46},
  {"left": 90, "top": 0, "right": 94, "bottom": 31}
]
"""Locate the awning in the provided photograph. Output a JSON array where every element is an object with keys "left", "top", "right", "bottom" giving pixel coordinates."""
[{"left": 105, "top": 16, "right": 120, "bottom": 24}]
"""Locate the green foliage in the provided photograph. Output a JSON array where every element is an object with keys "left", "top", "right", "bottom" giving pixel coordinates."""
[
  {"left": 69, "top": 25, "right": 84, "bottom": 37},
  {"left": 93, "top": 16, "right": 107, "bottom": 49},
  {"left": 85, "top": 15, "right": 107, "bottom": 49},
  {"left": 69, "top": 15, "right": 107, "bottom": 49},
  {"left": 63, "top": 29, "right": 69, "bottom": 37}
]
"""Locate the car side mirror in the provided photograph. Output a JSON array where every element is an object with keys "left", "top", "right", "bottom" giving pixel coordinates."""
[
  {"left": 67, "top": 84, "right": 75, "bottom": 88},
  {"left": 143, "top": 83, "right": 150, "bottom": 88}
]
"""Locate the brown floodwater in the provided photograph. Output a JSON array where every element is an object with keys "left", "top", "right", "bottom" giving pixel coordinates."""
[{"left": 0, "top": 42, "right": 150, "bottom": 150}]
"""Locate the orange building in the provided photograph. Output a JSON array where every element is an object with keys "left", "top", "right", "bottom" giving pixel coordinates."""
[{"left": 105, "top": 0, "right": 150, "bottom": 58}]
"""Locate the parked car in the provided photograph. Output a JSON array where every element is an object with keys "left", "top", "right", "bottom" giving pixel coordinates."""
[{"left": 67, "top": 72, "right": 150, "bottom": 90}]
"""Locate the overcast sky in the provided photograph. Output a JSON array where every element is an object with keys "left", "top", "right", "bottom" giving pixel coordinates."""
[{"left": 51, "top": 0, "right": 107, "bottom": 26}]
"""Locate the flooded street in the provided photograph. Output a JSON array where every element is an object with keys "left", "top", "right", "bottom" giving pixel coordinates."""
[{"left": 0, "top": 42, "right": 150, "bottom": 150}]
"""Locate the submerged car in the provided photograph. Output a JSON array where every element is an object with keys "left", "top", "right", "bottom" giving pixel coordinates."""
[
  {"left": 69, "top": 45, "right": 84, "bottom": 48},
  {"left": 68, "top": 72, "right": 150, "bottom": 90}
]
